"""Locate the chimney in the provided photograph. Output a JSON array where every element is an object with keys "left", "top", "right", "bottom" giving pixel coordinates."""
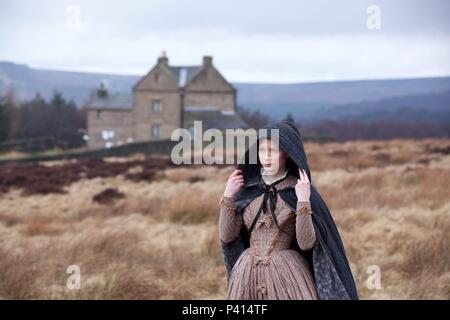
[
  {"left": 97, "top": 82, "right": 108, "bottom": 98},
  {"left": 158, "top": 50, "right": 169, "bottom": 67},
  {"left": 203, "top": 55, "right": 213, "bottom": 66}
]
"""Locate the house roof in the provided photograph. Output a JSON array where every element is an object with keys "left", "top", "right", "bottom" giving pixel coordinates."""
[
  {"left": 184, "top": 106, "right": 249, "bottom": 130},
  {"left": 167, "top": 65, "right": 203, "bottom": 87},
  {"left": 88, "top": 93, "right": 132, "bottom": 110}
]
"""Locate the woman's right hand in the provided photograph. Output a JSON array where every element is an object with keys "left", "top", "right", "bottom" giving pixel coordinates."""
[{"left": 223, "top": 169, "right": 244, "bottom": 198}]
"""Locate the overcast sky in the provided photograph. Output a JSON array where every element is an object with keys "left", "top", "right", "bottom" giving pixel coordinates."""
[{"left": 1, "top": 0, "right": 449, "bottom": 83}]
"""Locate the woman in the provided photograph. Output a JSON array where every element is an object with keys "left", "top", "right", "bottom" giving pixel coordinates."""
[{"left": 218, "top": 118, "right": 358, "bottom": 300}]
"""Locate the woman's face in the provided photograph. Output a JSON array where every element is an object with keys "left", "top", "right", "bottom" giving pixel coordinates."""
[{"left": 258, "top": 138, "right": 288, "bottom": 174}]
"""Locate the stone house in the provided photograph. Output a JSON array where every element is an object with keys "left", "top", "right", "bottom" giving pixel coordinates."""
[{"left": 86, "top": 52, "right": 248, "bottom": 149}]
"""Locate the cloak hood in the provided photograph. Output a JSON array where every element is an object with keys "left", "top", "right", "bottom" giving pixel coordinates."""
[{"left": 220, "top": 118, "right": 359, "bottom": 300}]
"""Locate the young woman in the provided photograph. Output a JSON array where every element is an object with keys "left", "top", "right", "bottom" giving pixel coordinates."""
[{"left": 218, "top": 118, "right": 358, "bottom": 300}]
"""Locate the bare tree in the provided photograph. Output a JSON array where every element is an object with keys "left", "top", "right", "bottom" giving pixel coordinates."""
[{"left": 236, "top": 105, "right": 271, "bottom": 129}]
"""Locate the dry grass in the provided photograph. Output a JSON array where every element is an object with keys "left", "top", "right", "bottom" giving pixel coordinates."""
[{"left": 0, "top": 138, "right": 449, "bottom": 299}]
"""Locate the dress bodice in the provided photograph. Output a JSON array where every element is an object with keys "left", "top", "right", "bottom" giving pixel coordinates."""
[{"left": 243, "top": 175, "right": 298, "bottom": 266}]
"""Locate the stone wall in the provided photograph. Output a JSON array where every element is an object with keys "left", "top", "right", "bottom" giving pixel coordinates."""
[
  {"left": 133, "top": 91, "right": 181, "bottom": 141},
  {"left": 87, "top": 109, "right": 134, "bottom": 149}
]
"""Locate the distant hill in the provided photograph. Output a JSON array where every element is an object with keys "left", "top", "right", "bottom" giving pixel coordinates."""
[
  {"left": 0, "top": 62, "right": 138, "bottom": 106},
  {"left": 240, "top": 90, "right": 450, "bottom": 124},
  {"left": 234, "top": 78, "right": 450, "bottom": 123},
  {"left": 309, "top": 90, "right": 450, "bottom": 124},
  {"left": 1, "top": 61, "right": 449, "bottom": 124}
]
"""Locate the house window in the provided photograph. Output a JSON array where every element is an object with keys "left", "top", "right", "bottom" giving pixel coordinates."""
[
  {"left": 101, "top": 129, "right": 115, "bottom": 141},
  {"left": 151, "top": 124, "right": 161, "bottom": 138},
  {"left": 152, "top": 99, "right": 162, "bottom": 113},
  {"left": 96, "top": 110, "right": 102, "bottom": 119}
]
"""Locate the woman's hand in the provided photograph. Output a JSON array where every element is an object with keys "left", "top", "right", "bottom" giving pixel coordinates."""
[
  {"left": 295, "top": 169, "right": 311, "bottom": 202},
  {"left": 223, "top": 169, "right": 244, "bottom": 198}
]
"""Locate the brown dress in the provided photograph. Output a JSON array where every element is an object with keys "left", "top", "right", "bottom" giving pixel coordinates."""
[{"left": 219, "top": 173, "right": 318, "bottom": 300}]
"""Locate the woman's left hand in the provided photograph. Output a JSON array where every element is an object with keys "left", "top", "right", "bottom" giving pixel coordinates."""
[{"left": 295, "top": 169, "right": 311, "bottom": 202}]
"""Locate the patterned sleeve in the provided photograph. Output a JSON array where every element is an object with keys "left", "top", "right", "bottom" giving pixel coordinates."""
[
  {"left": 295, "top": 201, "right": 317, "bottom": 250},
  {"left": 218, "top": 196, "right": 243, "bottom": 243}
]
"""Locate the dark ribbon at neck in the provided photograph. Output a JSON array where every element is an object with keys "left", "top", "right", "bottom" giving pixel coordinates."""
[
  {"left": 261, "top": 184, "right": 278, "bottom": 215},
  {"left": 248, "top": 174, "right": 287, "bottom": 235}
]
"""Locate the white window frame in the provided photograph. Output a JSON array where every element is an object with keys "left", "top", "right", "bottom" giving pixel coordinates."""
[
  {"left": 101, "top": 129, "right": 115, "bottom": 141},
  {"left": 151, "top": 99, "right": 162, "bottom": 113}
]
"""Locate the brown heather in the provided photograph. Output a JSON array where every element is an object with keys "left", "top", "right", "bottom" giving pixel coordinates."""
[{"left": 0, "top": 138, "right": 449, "bottom": 299}]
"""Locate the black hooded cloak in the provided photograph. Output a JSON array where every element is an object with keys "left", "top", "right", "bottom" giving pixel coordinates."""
[{"left": 219, "top": 118, "right": 359, "bottom": 300}]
